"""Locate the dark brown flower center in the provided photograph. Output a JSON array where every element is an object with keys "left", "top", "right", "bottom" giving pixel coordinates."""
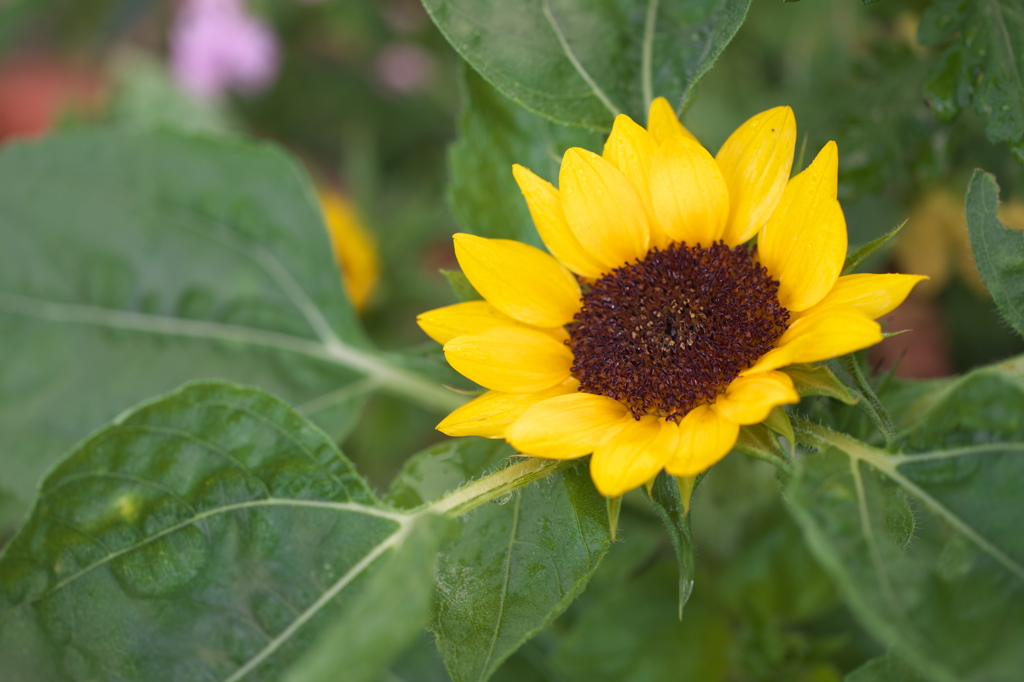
[{"left": 568, "top": 242, "right": 789, "bottom": 420}]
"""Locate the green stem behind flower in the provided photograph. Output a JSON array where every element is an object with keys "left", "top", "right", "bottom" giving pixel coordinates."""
[{"left": 838, "top": 353, "right": 896, "bottom": 445}]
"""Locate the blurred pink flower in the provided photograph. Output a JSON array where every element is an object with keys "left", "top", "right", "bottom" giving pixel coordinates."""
[
  {"left": 373, "top": 43, "right": 436, "bottom": 95},
  {"left": 170, "top": 0, "right": 279, "bottom": 99}
]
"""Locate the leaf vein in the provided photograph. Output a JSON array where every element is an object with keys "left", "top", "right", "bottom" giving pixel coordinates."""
[
  {"left": 889, "top": 442, "right": 1024, "bottom": 466},
  {"left": 480, "top": 492, "right": 522, "bottom": 679},
  {"left": 296, "top": 378, "right": 379, "bottom": 417},
  {"left": 221, "top": 520, "right": 412, "bottom": 682},
  {"left": 880, "top": 464, "right": 1024, "bottom": 583},
  {"left": 641, "top": 0, "right": 660, "bottom": 111},
  {"left": 42, "top": 499, "right": 406, "bottom": 598},
  {"left": 850, "top": 458, "right": 901, "bottom": 615},
  {"left": 541, "top": 0, "right": 622, "bottom": 118},
  {"left": 0, "top": 292, "right": 463, "bottom": 413},
  {"left": 172, "top": 206, "right": 344, "bottom": 349}
]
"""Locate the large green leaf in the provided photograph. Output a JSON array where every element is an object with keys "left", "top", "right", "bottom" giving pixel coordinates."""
[
  {"left": 918, "top": 0, "right": 1024, "bottom": 159},
  {"left": 431, "top": 463, "right": 609, "bottom": 682},
  {"left": 965, "top": 169, "right": 1024, "bottom": 338},
  {"left": 390, "top": 437, "right": 611, "bottom": 682},
  {"left": 553, "top": 560, "right": 732, "bottom": 682},
  {"left": 0, "top": 131, "right": 459, "bottom": 514},
  {"left": 0, "top": 381, "right": 444, "bottom": 681},
  {"left": 787, "top": 358, "right": 1024, "bottom": 682},
  {"left": 424, "top": 0, "right": 752, "bottom": 130},
  {"left": 281, "top": 511, "right": 449, "bottom": 682},
  {"left": 449, "top": 68, "right": 601, "bottom": 246}
]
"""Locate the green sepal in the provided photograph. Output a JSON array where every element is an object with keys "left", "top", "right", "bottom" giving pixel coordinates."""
[
  {"left": 842, "top": 220, "right": 906, "bottom": 275},
  {"left": 644, "top": 472, "right": 700, "bottom": 619},
  {"left": 606, "top": 495, "right": 623, "bottom": 542},
  {"left": 763, "top": 406, "right": 795, "bottom": 453},
  {"left": 440, "top": 269, "right": 483, "bottom": 302},
  {"left": 734, "top": 423, "right": 790, "bottom": 472},
  {"left": 784, "top": 363, "right": 859, "bottom": 405}
]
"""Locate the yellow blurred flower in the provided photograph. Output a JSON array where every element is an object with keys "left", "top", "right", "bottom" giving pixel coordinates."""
[
  {"left": 319, "top": 188, "right": 379, "bottom": 312},
  {"left": 418, "top": 99, "right": 924, "bottom": 497},
  {"left": 896, "top": 187, "right": 1024, "bottom": 300}
]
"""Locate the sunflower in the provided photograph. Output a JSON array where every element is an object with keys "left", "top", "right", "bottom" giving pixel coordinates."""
[{"left": 418, "top": 98, "right": 925, "bottom": 497}]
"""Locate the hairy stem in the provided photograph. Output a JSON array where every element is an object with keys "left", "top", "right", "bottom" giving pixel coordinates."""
[
  {"left": 839, "top": 354, "right": 895, "bottom": 445},
  {"left": 430, "top": 458, "right": 577, "bottom": 517}
]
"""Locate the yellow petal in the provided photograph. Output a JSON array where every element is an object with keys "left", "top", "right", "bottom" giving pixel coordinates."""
[
  {"left": 417, "top": 300, "right": 567, "bottom": 345},
  {"left": 793, "top": 273, "right": 928, "bottom": 321},
  {"left": 647, "top": 96, "right": 698, "bottom": 145},
  {"left": 512, "top": 164, "right": 606, "bottom": 279},
  {"left": 507, "top": 392, "right": 631, "bottom": 459},
  {"left": 716, "top": 106, "right": 796, "bottom": 246},
  {"left": 666, "top": 405, "right": 740, "bottom": 477},
  {"left": 603, "top": 115, "right": 670, "bottom": 250},
  {"left": 591, "top": 417, "right": 678, "bottom": 497},
  {"left": 741, "top": 306, "right": 882, "bottom": 375},
  {"left": 453, "top": 233, "right": 581, "bottom": 328},
  {"left": 650, "top": 135, "right": 730, "bottom": 246},
  {"left": 560, "top": 148, "right": 651, "bottom": 269},
  {"left": 444, "top": 326, "right": 573, "bottom": 393},
  {"left": 319, "top": 188, "right": 379, "bottom": 312},
  {"left": 437, "top": 382, "right": 578, "bottom": 438},
  {"left": 758, "top": 141, "right": 846, "bottom": 311},
  {"left": 713, "top": 371, "right": 799, "bottom": 426}
]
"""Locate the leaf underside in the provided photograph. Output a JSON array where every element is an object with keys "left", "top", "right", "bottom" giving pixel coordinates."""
[{"left": 0, "top": 131, "right": 375, "bottom": 516}]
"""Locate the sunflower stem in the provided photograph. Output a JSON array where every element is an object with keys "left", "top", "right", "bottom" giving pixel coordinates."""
[
  {"left": 430, "top": 457, "right": 576, "bottom": 517},
  {"left": 839, "top": 353, "right": 895, "bottom": 446},
  {"left": 790, "top": 413, "right": 845, "bottom": 452}
]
